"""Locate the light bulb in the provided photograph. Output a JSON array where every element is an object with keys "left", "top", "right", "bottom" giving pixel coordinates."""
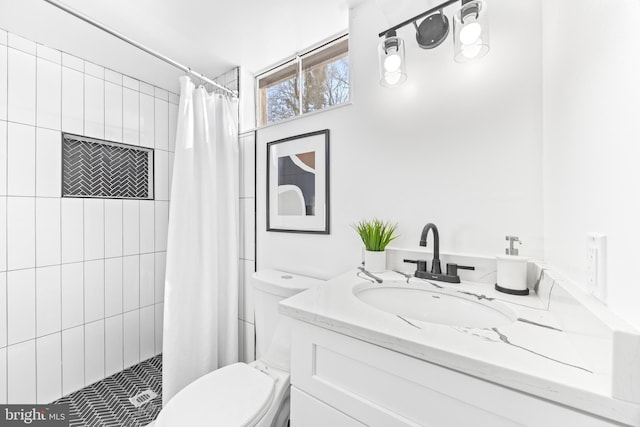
[
  {"left": 459, "top": 22, "right": 482, "bottom": 45},
  {"left": 461, "top": 39, "right": 482, "bottom": 59},
  {"left": 384, "top": 71, "right": 402, "bottom": 86},
  {"left": 384, "top": 52, "right": 402, "bottom": 72}
]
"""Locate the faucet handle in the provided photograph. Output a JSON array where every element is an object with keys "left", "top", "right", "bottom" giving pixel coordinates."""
[{"left": 404, "top": 259, "right": 427, "bottom": 272}]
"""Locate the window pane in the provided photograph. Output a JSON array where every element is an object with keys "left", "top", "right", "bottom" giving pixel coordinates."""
[
  {"left": 265, "top": 76, "right": 300, "bottom": 124},
  {"left": 302, "top": 38, "right": 349, "bottom": 114}
]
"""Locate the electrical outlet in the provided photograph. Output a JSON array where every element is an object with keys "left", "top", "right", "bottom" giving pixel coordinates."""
[{"left": 586, "top": 233, "right": 607, "bottom": 304}]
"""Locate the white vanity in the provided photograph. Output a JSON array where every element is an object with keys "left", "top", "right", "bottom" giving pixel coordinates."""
[{"left": 280, "top": 259, "right": 640, "bottom": 426}]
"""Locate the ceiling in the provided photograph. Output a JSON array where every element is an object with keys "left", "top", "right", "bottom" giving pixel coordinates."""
[{"left": 0, "top": 0, "right": 352, "bottom": 92}]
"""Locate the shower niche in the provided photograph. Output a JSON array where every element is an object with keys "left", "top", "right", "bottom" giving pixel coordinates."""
[{"left": 62, "top": 133, "right": 155, "bottom": 200}]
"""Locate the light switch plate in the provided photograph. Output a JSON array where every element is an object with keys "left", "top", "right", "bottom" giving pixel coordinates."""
[{"left": 587, "top": 232, "right": 607, "bottom": 304}]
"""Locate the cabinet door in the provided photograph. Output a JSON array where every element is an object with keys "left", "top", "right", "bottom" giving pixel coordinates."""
[{"left": 291, "top": 387, "right": 366, "bottom": 427}]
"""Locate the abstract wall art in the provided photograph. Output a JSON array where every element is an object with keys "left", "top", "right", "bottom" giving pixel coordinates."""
[{"left": 267, "top": 129, "right": 330, "bottom": 233}]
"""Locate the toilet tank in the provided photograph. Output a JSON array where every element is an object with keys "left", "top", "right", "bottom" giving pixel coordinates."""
[{"left": 251, "top": 270, "right": 322, "bottom": 371}]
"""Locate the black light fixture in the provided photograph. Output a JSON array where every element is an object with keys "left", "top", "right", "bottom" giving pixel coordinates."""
[{"left": 378, "top": 0, "right": 489, "bottom": 87}]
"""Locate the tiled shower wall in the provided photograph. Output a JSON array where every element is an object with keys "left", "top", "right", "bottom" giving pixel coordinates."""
[{"left": 0, "top": 29, "right": 178, "bottom": 403}]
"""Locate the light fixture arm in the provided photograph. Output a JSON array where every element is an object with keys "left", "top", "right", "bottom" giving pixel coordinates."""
[{"left": 377, "top": 0, "right": 459, "bottom": 38}]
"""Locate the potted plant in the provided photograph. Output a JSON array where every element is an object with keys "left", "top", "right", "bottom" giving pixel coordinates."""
[{"left": 352, "top": 219, "right": 398, "bottom": 273}]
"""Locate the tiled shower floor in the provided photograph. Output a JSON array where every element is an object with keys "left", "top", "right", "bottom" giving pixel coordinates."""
[{"left": 54, "top": 355, "right": 163, "bottom": 427}]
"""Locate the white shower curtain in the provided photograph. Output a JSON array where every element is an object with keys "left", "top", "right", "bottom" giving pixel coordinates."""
[{"left": 162, "top": 76, "right": 239, "bottom": 405}]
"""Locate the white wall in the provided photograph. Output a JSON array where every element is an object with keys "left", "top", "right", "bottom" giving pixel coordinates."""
[
  {"left": 256, "top": 0, "right": 543, "bottom": 279},
  {"left": 0, "top": 28, "right": 176, "bottom": 403},
  {"left": 542, "top": 1, "right": 640, "bottom": 330}
]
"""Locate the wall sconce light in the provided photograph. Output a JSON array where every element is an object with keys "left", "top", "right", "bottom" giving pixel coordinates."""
[{"left": 378, "top": 0, "right": 489, "bottom": 87}]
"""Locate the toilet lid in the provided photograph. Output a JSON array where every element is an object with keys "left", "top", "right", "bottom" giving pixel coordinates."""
[{"left": 156, "top": 363, "right": 275, "bottom": 427}]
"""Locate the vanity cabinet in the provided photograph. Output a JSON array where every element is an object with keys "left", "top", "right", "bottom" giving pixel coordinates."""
[{"left": 289, "top": 320, "right": 622, "bottom": 427}]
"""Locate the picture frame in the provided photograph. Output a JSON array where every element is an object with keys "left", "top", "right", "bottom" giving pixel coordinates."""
[{"left": 266, "top": 129, "right": 330, "bottom": 234}]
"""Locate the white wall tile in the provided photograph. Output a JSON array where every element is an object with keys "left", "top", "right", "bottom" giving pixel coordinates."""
[
  {"left": 123, "top": 87, "right": 139, "bottom": 145},
  {"left": 84, "top": 62, "right": 104, "bottom": 79},
  {"left": 139, "top": 82, "right": 154, "bottom": 96},
  {"left": 139, "top": 201, "right": 154, "bottom": 253},
  {"left": 0, "top": 121, "right": 6, "bottom": 194},
  {"left": 104, "top": 200, "right": 122, "bottom": 258},
  {"left": 239, "top": 260, "right": 255, "bottom": 323},
  {"left": 168, "top": 152, "right": 174, "bottom": 199},
  {"left": 140, "top": 93, "right": 154, "bottom": 148},
  {"left": 7, "top": 269, "right": 36, "bottom": 345},
  {"left": 154, "top": 252, "right": 166, "bottom": 303},
  {"left": 0, "top": 347, "right": 6, "bottom": 404},
  {"left": 242, "top": 321, "right": 255, "bottom": 363},
  {"left": 238, "top": 320, "right": 244, "bottom": 363},
  {"left": 7, "top": 340, "right": 36, "bottom": 403},
  {"left": 123, "top": 255, "right": 139, "bottom": 312},
  {"left": 154, "top": 303, "right": 163, "bottom": 355},
  {"left": 123, "top": 200, "right": 140, "bottom": 256},
  {"left": 154, "top": 98, "right": 168, "bottom": 150},
  {"left": 0, "top": 274, "right": 6, "bottom": 347},
  {"left": 0, "top": 198, "right": 5, "bottom": 272},
  {"left": 8, "top": 48, "right": 36, "bottom": 125},
  {"left": 84, "top": 259, "right": 104, "bottom": 323},
  {"left": 36, "top": 265, "right": 61, "bottom": 337},
  {"left": 140, "top": 306, "right": 154, "bottom": 361},
  {"left": 140, "top": 253, "right": 154, "bottom": 307},
  {"left": 84, "top": 319, "right": 104, "bottom": 385},
  {"left": 0, "top": 45, "right": 7, "bottom": 121},
  {"left": 105, "top": 69, "right": 122, "bottom": 85},
  {"left": 61, "top": 53, "right": 83, "bottom": 72},
  {"left": 122, "top": 76, "right": 138, "bottom": 90},
  {"left": 240, "top": 198, "right": 255, "bottom": 260},
  {"left": 105, "top": 314, "right": 123, "bottom": 377},
  {"left": 61, "top": 326, "right": 84, "bottom": 395},
  {"left": 154, "top": 202, "right": 169, "bottom": 251},
  {"left": 36, "top": 333, "right": 62, "bottom": 403},
  {"left": 61, "top": 198, "right": 83, "bottom": 263},
  {"left": 61, "top": 67, "right": 83, "bottom": 134},
  {"left": 61, "top": 262, "right": 83, "bottom": 329},
  {"left": 155, "top": 150, "right": 168, "bottom": 201},
  {"left": 84, "top": 75, "right": 104, "bottom": 139},
  {"left": 84, "top": 199, "right": 104, "bottom": 260},
  {"left": 7, "top": 197, "right": 35, "bottom": 270},
  {"left": 36, "top": 198, "right": 60, "bottom": 267},
  {"left": 123, "top": 310, "right": 139, "bottom": 369},
  {"left": 8, "top": 34, "right": 35, "bottom": 54},
  {"left": 154, "top": 87, "right": 168, "bottom": 100},
  {"left": 7, "top": 122, "right": 35, "bottom": 196},
  {"left": 168, "top": 93, "right": 179, "bottom": 105},
  {"left": 168, "top": 103, "right": 178, "bottom": 152},
  {"left": 37, "top": 57, "right": 61, "bottom": 130},
  {"left": 240, "top": 133, "right": 255, "bottom": 198},
  {"left": 36, "top": 44, "right": 60, "bottom": 64},
  {"left": 104, "top": 260, "right": 122, "bottom": 321},
  {"left": 35, "top": 128, "right": 61, "bottom": 197},
  {"left": 105, "top": 82, "right": 123, "bottom": 142}
]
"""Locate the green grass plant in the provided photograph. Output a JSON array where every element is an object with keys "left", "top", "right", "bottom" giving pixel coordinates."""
[{"left": 352, "top": 219, "right": 398, "bottom": 252}]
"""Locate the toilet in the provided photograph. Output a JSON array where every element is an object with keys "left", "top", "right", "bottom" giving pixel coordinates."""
[{"left": 155, "top": 269, "right": 322, "bottom": 427}]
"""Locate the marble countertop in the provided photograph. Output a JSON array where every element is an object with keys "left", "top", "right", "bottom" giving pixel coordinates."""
[{"left": 279, "top": 269, "right": 640, "bottom": 426}]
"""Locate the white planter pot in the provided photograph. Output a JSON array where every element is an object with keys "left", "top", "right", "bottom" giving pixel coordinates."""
[{"left": 364, "top": 250, "right": 386, "bottom": 273}]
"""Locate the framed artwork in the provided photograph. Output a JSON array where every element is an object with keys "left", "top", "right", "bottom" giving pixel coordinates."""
[{"left": 266, "top": 129, "right": 330, "bottom": 234}]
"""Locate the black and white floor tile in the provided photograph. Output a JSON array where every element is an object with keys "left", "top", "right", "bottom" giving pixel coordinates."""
[{"left": 53, "top": 355, "right": 162, "bottom": 427}]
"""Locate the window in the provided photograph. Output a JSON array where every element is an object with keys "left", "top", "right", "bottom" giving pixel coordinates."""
[{"left": 258, "top": 35, "right": 349, "bottom": 126}]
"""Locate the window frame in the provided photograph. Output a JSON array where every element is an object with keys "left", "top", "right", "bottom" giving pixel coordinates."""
[{"left": 256, "top": 33, "right": 350, "bottom": 128}]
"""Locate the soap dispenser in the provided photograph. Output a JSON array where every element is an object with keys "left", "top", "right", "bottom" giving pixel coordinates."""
[{"left": 495, "top": 236, "right": 529, "bottom": 295}]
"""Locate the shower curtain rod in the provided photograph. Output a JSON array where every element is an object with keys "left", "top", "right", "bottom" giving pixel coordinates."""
[{"left": 43, "top": 0, "right": 237, "bottom": 97}]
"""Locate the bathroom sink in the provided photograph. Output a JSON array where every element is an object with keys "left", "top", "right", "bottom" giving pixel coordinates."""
[{"left": 354, "top": 282, "right": 516, "bottom": 328}]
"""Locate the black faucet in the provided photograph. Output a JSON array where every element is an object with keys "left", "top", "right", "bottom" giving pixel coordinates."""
[
  {"left": 419, "top": 223, "right": 442, "bottom": 274},
  {"left": 403, "top": 223, "right": 475, "bottom": 283}
]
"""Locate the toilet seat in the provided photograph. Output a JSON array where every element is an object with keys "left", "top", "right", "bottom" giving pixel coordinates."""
[{"left": 155, "top": 363, "right": 275, "bottom": 427}]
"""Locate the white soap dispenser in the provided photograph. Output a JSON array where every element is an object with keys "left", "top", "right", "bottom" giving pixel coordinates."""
[{"left": 495, "top": 236, "right": 529, "bottom": 295}]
